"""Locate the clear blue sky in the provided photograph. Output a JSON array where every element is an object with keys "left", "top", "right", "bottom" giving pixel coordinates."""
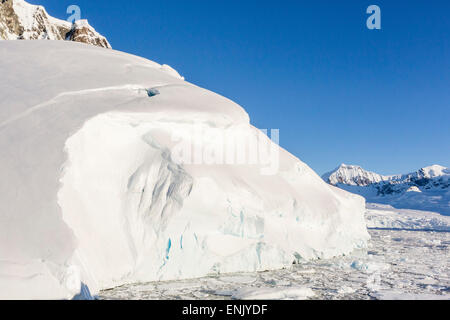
[{"left": 30, "top": 0, "right": 449, "bottom": 175}]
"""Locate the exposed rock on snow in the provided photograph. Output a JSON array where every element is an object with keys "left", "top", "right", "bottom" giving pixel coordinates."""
[
  {"left": 65, "top": 19, "right": 111, "bottom": 49},
  {"left": 323, "top": 164, "right": 450, "bottom": 215},
  {"left": 0, "top": 0, "right": 111, "bottom": 48},
  {"left": 0, "top": 41, "right": 369, "bottom": 299}
]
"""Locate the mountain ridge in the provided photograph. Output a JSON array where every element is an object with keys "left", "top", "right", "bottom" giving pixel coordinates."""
[
  {"left": 323, "top": 164, "right": 450, "bottom": 215},
  {"left": 0, "top": 0, "right": 111, "bottom": 48},
  {"left": 323, "top": 163, "right": 449, "bottom": 186}
]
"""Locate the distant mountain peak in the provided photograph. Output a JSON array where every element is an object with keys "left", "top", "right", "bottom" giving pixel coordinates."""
[
  {"left": 322, "top": 163, "right": 387, "bottom": 186},
  {"left": 0, "top": 0, "right": 111, "bottom": 48},
  {"left": 418, "top": 164, "right": 449, "bottom": 178},
  {"left": 323, "top": 163, "right": 450, "bottom": 215}
]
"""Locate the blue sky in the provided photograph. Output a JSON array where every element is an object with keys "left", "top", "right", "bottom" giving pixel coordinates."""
[{"left": 29, "top": 0, "right": 449, "bottom": 175}]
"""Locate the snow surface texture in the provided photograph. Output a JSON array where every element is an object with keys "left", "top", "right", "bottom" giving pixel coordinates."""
[
  {"left": 323, "top": 164, "right": 450, "bottom": 216},
  {"left": 101, "top": 207, "right": 450, "bottom": 300},
  {"left": 0, "top": 41, "right": 369, "bottom": 299}
]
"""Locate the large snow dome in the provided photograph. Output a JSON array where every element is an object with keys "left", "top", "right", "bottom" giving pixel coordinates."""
[{"left": 0, "top": 41, "right": 369, "bottom": 299}]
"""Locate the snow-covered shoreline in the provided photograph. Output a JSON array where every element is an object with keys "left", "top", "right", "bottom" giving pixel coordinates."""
[{"left": 366, "top": 203, "right": 450, "bottom": 232}]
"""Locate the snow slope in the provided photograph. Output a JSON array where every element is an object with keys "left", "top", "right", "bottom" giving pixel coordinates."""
[
  {"left": 323, "top": 164, "right": 450, "bottom": 215},
  {"left": 0, "top": 41, "right": 369, "bottom": 299}
]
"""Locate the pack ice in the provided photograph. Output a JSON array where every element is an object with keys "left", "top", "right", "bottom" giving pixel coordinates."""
[{"left": 0, "top": 41, "right": 369, "bottom": 299}]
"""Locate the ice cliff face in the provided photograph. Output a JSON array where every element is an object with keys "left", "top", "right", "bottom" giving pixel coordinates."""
[
  {"left": 0, "top": 41, "right": 369, "bottom": 299},
  {"left": 0, "top": 0, "right": 111, "bottom": 48},
  {"left": 323, "top": 164, "right": 450, "bottom": 215}
]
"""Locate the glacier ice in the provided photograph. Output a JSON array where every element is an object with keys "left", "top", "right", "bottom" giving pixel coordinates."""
[{"left": 0, "top": 41, "right": 369, "bottom": 299}]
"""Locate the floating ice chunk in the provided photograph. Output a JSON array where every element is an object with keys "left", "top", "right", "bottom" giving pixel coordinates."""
[
  {"left": 372, "top": 290, "right": 449, "bottom": 300},
  {"left": 231, "top": 286, "right": 315, "bottom": 300},
  {"left": 217, "top": 275, "right": 257, "bottom": 284},
  {"left": 338, "top": 286, "right": 356, "bottom": 294},
  {"left": 350, "top": 260, "right": 390, "bottom": 273},
  {"left": 295, "top": 269, "right": 316, "bottom": 274}
]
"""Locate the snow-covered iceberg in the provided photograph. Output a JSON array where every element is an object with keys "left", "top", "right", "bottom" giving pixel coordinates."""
[{"left": 0, "top": 41, "right": 369, "bottom": 299}]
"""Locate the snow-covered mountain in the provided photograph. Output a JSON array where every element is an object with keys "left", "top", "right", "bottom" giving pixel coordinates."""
[
  {"left": 322, "top": 164, "right": 389, "bottom": 186},
  {"left": 0, "top": 0, "right": 111, "bottom": 48},
  {"left": 323, "top": 164, "right": 450, "bottom": 215},
  {"left": 0, "top": 41, "right": 369, "bottom": 299}
]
